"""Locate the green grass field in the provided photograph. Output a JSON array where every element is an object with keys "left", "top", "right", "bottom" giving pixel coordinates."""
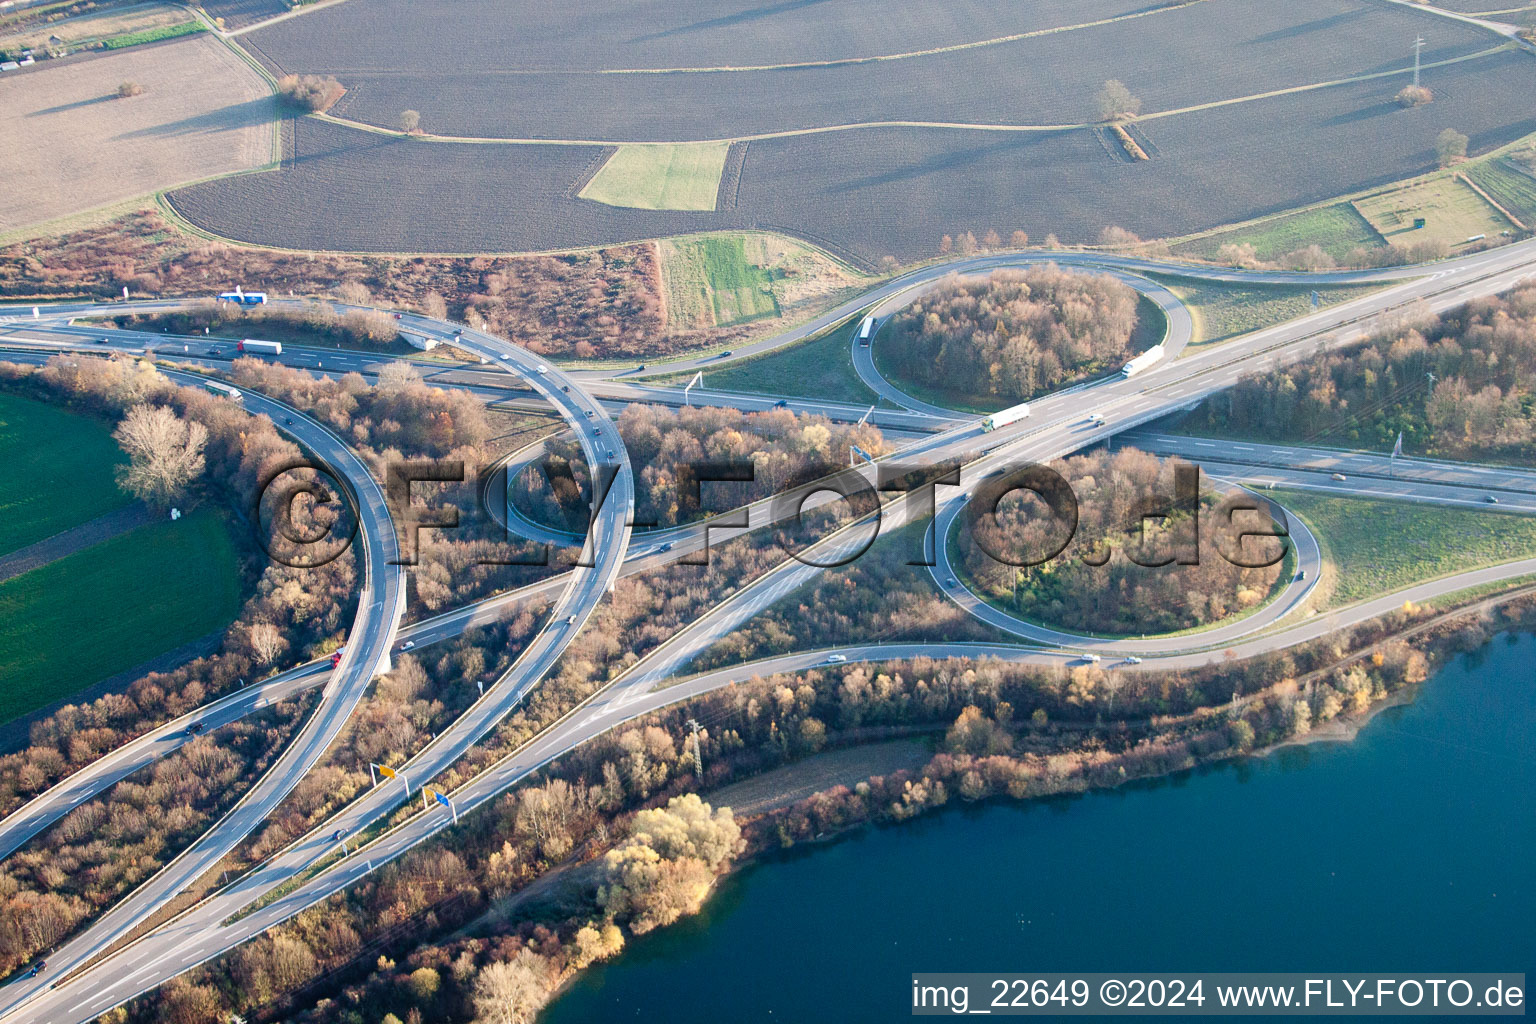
[
  {"left": 579, "top": 143, "right": 730, "bottom": 211},
  {"left": 651, "top": 312, "right": 885, "bottom": 406},
  {"left": 100, "top": 20, "right": 203, "bottom": 49},
  {"left": 1277, "top": 489, "right": 1536, "bottom": 609},
  {"left": 1463, "top": 158, "right": 1536, "bottom": 227},
  {"left": 1146, "top": 275, "right": 1390, "bottom": 347},
  {"left": 0, "top": 391, "right": 131, "bottom": 556},
  {"left": 1353, "top": 177, "right": 1513, "bottom": 253},
  {"left": 659, "top": 233, "right": 784, "bottom": 328},
  {"left": 1174, "top": 202, "right": 1383, "bottom": 262},
  {"left": 0, "top": 508, "right": 242, "bottom": 724}
]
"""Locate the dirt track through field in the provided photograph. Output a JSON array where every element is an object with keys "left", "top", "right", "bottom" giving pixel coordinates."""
[{"left": 0, "top": 503, "right": 155, "bottom": 584}]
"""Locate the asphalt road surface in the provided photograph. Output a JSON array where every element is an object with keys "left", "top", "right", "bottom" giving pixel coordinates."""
[{"left": 7, "top": 234, "right": 1536, "bottom": 1020}]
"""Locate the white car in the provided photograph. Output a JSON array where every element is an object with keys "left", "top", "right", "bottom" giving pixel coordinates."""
[
  {"left": 400, "top": 640, "right": 415, "bottom": 651},
  {"left": 825, "top": 654, "right": 847, "bottom": 664},
  {"left": 535, "top": 364, "right": 549, "bottom": 375},
  {"left": 1124, "top": 655, "right": 1143, "bottom": 665},
  {"left": 1082, "top": 653, "right": 1101, "bottom": 664}
]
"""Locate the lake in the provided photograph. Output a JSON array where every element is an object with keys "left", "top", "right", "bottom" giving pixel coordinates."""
[{"left": 543, "top": 634, "right": 1536, "bottom": 1022}]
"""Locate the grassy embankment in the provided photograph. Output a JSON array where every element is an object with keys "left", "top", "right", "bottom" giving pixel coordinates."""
[
  {"left": 1277, "top": 489, "right": 1536, "bottom": 610},
  {"left": 649, "top": 310, "right": 885, "bottom": 406},
  {"left": 0, "top": 392, "right": 129, "bottom": 554},
  {"left": 579, "top": 143, "right": 730, "bottom": 212},
  {"left": 1145, "top": 275, "right": 1392, "bottom": 348}
]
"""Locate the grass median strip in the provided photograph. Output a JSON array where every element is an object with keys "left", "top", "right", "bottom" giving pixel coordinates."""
[{"left": 1276, "top": 489, "right": 1536, "bottom": 609}]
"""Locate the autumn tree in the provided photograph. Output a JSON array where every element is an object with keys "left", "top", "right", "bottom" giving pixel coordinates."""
[
  {"left": 399, "top": 109, "right": 422, "bottom": 133},
  {"left": 113, "top": 403, "right": 207, "bottom": 505},
  {"left": 597, "top": 794, "right": 741, "bottom": 934},
  {"left": 1436, "top": 127, "right": 1469, "bottom": 167},
  {"left": 276, "top": 74, "right": 345, "bottom": 112}
]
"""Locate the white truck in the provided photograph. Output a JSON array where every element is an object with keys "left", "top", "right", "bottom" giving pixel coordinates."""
[
  {"left": 237, "top": 339, "right": 282, "bottom": 356},
  {"left": 981, "top": 401, "right": 1030, "bottom": 432},
  {"left": 1121, "top": 343, "right": 1166, "bottom": 378}
]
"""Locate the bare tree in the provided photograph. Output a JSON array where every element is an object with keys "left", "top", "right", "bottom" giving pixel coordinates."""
[
  {"left": 420, "top": 291, "right": 449, "bottom": 319},
  {"left": 1096, "top": 79, "right": 1142, "bottom": 122},
  {"left": 116, "top": 81, "right": 144, "bottom": 99},
  {"left": 376, "top": 360, "right": 423, "bottom": 393},
  {"left": 399, "top": 109, "right": 421, "bottom": 134},
  {"left": 334, "top": 279, "right": 371, "bottom": 305},
  {"left": 247, "top": 622, "right": 287, "bottom": 665},
  {"left": 113, "top": 404, "right": 207, "bottom": 505},
  {"left": 471, "top": 951, "right": 554, "bottom": 1024}
]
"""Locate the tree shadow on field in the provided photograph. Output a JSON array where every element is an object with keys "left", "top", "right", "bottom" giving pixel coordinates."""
[
  {"left": 28, "top": 93, "right": 118, "bottom": 117},
  {"left": 113, "top": 96, "right": 280, "bottom": 140},
  {"left": 1319, "top": 99, "right": 1401, "bottom": 129},
  {"left": 630, "top": 0, "right": 835, "bottom": 42},
  {"left": 833, "top": 131, "right": 1082, "bottom": 192},
  {"left": 1247, "top": 7, "right": 1369, "bottom": 45}
]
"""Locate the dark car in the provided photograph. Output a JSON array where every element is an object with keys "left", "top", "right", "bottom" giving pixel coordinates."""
[
  {"left": 561, "top": 384, "right": 570, "bottom": 392},
  {"left": 393, "top": 312, "right": 403, "bottom": 320},
  {"left": 96, "top": 336, "right": 109, "bottom": 344},
  {"left": 720, "top": 350, "right": 734, "bottom": 358},
  {"left": 28, "top": 960, "right": 45, "bottom": 977},
  {"left": 188, "top": 721, "right": 204, "bottom": 735},
  {"left": 636, "top": 364, "right": 646, "bottom": 371},
  {"left": 207, "top": 347, "right": 220, "bottom": 356},
  {"left": 658, "top": 542, "right": 674, "bottom": 553},
  {"left": 773, "top": 399, "right": 789, "bottom": 408},
  {"left": 330, "top": 828, "right": 346, "bottom": 842}
]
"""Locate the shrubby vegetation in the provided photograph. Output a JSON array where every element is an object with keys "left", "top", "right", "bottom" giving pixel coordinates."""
[
  {"left": 277, "top": 74, "right": 345, "bottom": 113},
  {"left": 883, "top": 267, "right": 1141, "bottom": 405},
  {"left": 514, "top": 404, "right": 888, "bottom": 531},
  {"left": 0, "top": 355, "right": 362, "bottom": 975},
  {"left": 120, "top": 299, "right": 404, "bottom": 352},
  {"left": 959, "top": 449, "right": 1287, "bottom": 635},
  {"left": 115, "top": 577, "right": 1505, "bottom": 1024},
  {"left": 1179, "top": 286, "right": 1536, "bottom": 461},
  {"left": 0, "top": 210, "right": 707, "bottom": 359}
]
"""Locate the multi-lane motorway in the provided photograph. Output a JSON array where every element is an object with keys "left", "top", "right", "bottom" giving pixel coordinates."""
[{"left": 5, "top": 235, "right": 1536, "bottom": 1021}]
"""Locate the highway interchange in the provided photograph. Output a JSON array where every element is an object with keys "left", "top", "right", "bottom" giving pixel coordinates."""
[{"left": 4, "top": 237, "right": 1536, "bottom": 1021}]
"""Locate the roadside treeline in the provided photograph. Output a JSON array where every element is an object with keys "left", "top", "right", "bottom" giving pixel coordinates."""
[
  {"left": 241, "top": 612, "right": 546, "bottom": 868},
  {"left": 514, "top": 404, "right": 889, "bottom": 530},
  {"left": 884, "top": 267, "right": 1140, "bottom": 404},
  {"left": 0, "top": 211, "right": 667, "bottom": 358},
  {"left": 696, "top": 521, "right": 1003, "bottom": 670},
  {"left": 960, "top": 449, "right": 1287, "bottom": 635},
  {"left": 117, "top": 582, "right": 1490, "bottom": 1024},
  {"left": 226, "top": 357, "right": 562, "bottom": 611},
  {"left": 1180, "top": 287, "right": 1536, "bottom": 461},
  {"left": 120, "top": 299, "right": 404, "bottom": 350},
  {"left": 0, "top": 355, "right": 365, "bottom": 976}
]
